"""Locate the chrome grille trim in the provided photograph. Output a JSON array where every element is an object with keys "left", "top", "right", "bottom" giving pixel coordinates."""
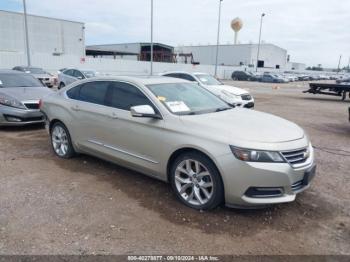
[
  {"left": 281, "top": 147, "right": 309, "bottom": 167},
  {"left": 291, "top": 180, "right": 304, "bottom": 191}
]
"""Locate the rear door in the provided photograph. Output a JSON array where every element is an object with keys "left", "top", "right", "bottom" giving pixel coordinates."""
[{"left": 66, "top": 81, "right": 112, "bottom": 152}]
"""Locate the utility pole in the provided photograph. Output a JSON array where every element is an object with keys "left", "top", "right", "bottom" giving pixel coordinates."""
[
  {"left": 337, "top": 55, "right": 342, "bottom": 73},
  {"left": 256, "top": 13, "right": 265, "bottom": 72},
  {"left": 23, "top": 0, "right": 31, "bottom": 66},
  {"left": 150, "top": 0, "right": 154, "bottom": 76},
  {"left": 214, "top": 0, "right": 223, "bottom": 77}
]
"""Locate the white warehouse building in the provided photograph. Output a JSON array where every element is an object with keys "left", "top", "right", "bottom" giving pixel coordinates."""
[
  {"left": 175, "top": 43, "right": 288, "bottom": 69},
  {"left": 0, "top": 10, "right": 85, "bottom": 68}
]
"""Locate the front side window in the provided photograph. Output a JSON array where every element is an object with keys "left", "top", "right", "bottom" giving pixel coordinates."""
[
  {"left": 73, "top": 70, "right": 84, "bottom": 79},
  {"left": 82, "top": 70, "right": 96, "bottom": 78},
  {"left": 194, "top": 74, "right": 222, "bottom": 86},
  {"left": 106, "top": 82, "right": 153, "bottom": 111},
  {"left": 147, "top": 82, "right": 230, "bottom": 115},
  {"left": 178, "top": 74, "right": 196, "bottom": 82}
]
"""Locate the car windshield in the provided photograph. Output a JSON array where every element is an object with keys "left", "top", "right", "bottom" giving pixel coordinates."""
[
  {"left": 194, "top": 74, "right": 222, "bottom": 86},
  {"left": 82, "top": 70, "right": 96, "bottom": 78},
  {"left": 0, "top": 73, "right": 44, "bottom": 88},
  {"left": 147, "top": 82, "right": 231, "bottom": 115},
  {"left": 26, "top": 68, "right": 46, "bottom": 74}
]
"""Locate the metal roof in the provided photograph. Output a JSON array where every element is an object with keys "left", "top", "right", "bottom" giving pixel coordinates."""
[{"left": 0, "top": 9, "right": 84, "bottom": 25}]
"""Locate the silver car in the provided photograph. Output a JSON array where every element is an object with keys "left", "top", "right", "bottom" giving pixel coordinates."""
[
  {"left": 0, "top": 70, "right": 53, "bottom": 126},
  {"left": 162, "top": 71, "right": 255, "bottom": 108},
  {"left": 58, "top": 68, "right": 97, "bottom": 89},
  {"left": 13, "top": 66, "right": 55, "bottom": 88},
  {"left": 41, "top": 76, "right": 316, "bottom": 210}
]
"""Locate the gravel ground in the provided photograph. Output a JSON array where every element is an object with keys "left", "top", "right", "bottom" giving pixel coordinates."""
[{"left": 0, "top": 81, "right": 349, "bottom": 255}]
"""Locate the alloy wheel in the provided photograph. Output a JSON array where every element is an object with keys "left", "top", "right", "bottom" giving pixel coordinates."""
[
  {"left": 174, "top": 159, "right": 214, "bottom": 206},
  {"left": 51, "top": 125, "right": 69, "bottom": 157}
]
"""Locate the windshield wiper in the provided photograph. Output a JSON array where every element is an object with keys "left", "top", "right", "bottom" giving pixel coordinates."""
[{"left": 215, "top": 107, "right": 232, "bottom": 112}]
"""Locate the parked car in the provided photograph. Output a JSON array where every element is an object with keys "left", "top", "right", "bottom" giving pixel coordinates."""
[
  {"left": 12, "top": 66, "right": 55, "bottom": 88},
  {"left": 162, "top": 71, "right": 254, "bottom": 108},
  {"left": 231, "top": 71, "right": 259, "bottom": 81},
  {"left": 0, "top": 70, "right": 53, "bottom": 126},
  {"left": 58, "top": 68, "right": 98, "bottom": 89},
  {"left": 261, "top": 74, "right": 288, "bottom": 83},
  {"left": 41, "top": 76, "right": 316, "bottom": 210}
]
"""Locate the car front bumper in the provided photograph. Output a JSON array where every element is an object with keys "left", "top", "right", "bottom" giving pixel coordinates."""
[
  {"left": 217, "top": 146, "right": 315, "bottom": 208},
  {"left": 0, "top": 105, "right": 45, "bottom": 126}
]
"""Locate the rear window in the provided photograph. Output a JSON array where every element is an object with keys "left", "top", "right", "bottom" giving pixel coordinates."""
[{"left": 0, "top": 73, "right": 44, "bottom": 88}]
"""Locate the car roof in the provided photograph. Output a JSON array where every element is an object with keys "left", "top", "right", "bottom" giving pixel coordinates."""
[
  {"left": 80, "top": 75, "right": 191, "bottom": 85},
  {"left": 161, "top": 71, "right": 211, "bottom": 76},
  {"left": 14, "top": 66, "right": 42, "bottom": 69}
]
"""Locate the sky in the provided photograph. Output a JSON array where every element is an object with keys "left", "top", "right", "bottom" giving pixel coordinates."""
[{"left": 1, "top": 0, "right": 350, "bottom": 68}]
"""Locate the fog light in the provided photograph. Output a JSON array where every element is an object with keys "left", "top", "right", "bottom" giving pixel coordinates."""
[
  {"left": 5, "top": 116, "right": 22, "bottom": 122},
  {"left": 245, "top": 187, "right": 284, "bottom": 198}
]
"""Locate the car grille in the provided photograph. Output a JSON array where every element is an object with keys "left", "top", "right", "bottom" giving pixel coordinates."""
[
  {"left": 281, "top": 148, "right": 309, "bottom": 167},
  {"left": 291, "top": 180, "right": 304, "bottom": 191},
  {"left": 241, "top": 94, "right": 252, "bottom": 101},
  {"left": 24, "top": 102, "right": 40, "bottom": 110}
]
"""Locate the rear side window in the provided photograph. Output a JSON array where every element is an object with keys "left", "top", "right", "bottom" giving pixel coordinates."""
[
  {"left": 79, "top": 82, "right": 109, "bottom": 105},
  {"left": 106, "top": 82, "right": 153, "bottom": 111},
  {"left": 66, "top": 81, "right": 109, "bottom": 105}
]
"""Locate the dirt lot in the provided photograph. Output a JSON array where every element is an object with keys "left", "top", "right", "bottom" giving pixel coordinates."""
[{"left": 0, "top": 81, "right": 349, "bottom": 255}]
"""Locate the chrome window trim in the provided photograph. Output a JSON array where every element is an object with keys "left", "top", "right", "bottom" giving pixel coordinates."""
[{"left": 63, "top": 79, "right": 164, "bottom": 119}]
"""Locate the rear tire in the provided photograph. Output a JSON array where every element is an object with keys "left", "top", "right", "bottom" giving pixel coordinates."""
[
  {"left": 50, "top": 122, "right": 75, "bottom": 158},
  {"left": 170, "top": 152, "right": 224, "bottom": 210}
]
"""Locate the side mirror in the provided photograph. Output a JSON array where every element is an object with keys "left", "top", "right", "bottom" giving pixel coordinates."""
[
  {"left": 77, "top": 76, "right": 83, "bottom": 80},
  {"left": 130, "top": 105, "right": 161, "bottom": 119}
]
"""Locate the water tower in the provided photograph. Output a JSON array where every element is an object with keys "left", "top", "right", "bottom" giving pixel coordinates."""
[{"left": 231, "top": 17, "right": 243, "bottom": 45}]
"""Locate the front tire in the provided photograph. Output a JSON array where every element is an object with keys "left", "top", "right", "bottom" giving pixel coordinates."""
[
  {"left": 50, "top": 122, "right": 75, "bottom": 158},
  {"left": 170, "top": 152, "right": 224, "bottom": 210}
]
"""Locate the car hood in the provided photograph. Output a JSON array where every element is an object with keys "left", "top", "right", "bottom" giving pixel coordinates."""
[
  {"left": 180, "top": 108, "right": 304, "bottom": 144},
  {"left": 203, "top": 84, "right": 248, "bottom": 96},
  {"left": 0, "top": 87, "right": 53, "bottom": 101}
]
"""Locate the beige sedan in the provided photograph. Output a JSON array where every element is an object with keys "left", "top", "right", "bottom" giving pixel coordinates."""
[{"left": 40, "top": 76, "right": 316, "bottom": 210}]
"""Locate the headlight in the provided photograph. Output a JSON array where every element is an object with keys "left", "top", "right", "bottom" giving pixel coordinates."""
[
  {"left": 222, "top": 90, "right": 241, "bottom": 99},
  {"left": 230, "top": 146, "right": 285, "bottom": 163},
  {"left": 0, "top": 93, "right": 26, "bottom": 109}
]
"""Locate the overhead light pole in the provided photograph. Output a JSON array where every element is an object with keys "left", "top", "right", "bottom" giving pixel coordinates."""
[
  {"left": 214, "top": 0, "right": 223, "bottom": 77},
  {"left": 337, "top": 55, "right": 342, "bottom": 73},
  {"left": 256, "top": 13, "right": 265, "bottom": 72},
  {"left": 23, "top": 0, "right": 31, "bottom": 66},
  {"left": 150, "top": 0, "right": 154, "bottom": 76}
]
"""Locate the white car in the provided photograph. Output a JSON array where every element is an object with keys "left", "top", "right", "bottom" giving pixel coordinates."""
[{"left": 162, "top": 72, "right": 254, "bottom": 108}]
